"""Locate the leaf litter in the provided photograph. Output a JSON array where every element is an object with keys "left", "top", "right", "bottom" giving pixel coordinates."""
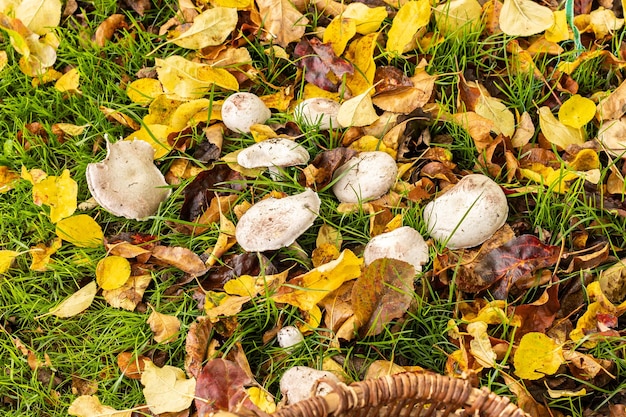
[{"left": 1, "top": 0, "right": 626, "bottom": 415}]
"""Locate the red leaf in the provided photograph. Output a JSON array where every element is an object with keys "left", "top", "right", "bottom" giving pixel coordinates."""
[
  {"left": 512, "top": 283, "right": 560, "bottom": 340},
  {"left": 194, "top": 359, "right": 252, "bottom": 416},
  {"left": 294, "top": 38, "right": 353, "bottom": 92}
]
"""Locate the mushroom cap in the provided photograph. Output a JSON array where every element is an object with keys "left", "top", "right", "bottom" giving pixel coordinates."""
[
  {"left": 294, "top": 98, "right": 340, "bottom": 130},
  {"left": 235, "top": 189, "right": 321, "bottom": 252},
  {"left": 237, "top": 138, "right": 310, "bottom": 169},
  {"left": 86, "top": 139, "right": 171, "bottom": 221},
  {"left": 363, "top": 226, "right": 429, "bottom": 272},
  {"left": 276, "top": 325, "right": 304, "bottom": 348},
  {"left": 423, "top": 174, "right": 508, "bottom": 249},
  {"left": 332, "top": 151, "right": 398, "bottom": 203},
  {"left": 221, "top": 92, "right": 271, "bottom": 133},
  {"left": 279, "top": 366, "right": 340, "bottom": 405}
]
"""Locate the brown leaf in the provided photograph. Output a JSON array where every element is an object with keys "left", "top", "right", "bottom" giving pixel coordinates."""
[
  {"left": 94, "top": 14, "right": 128, "bottom": 47},
  {"left": 199, "top": 253, "right": 277, "bottom": 291},
  {"left": 257, "top": 0, "right": 309, "bottom": 47},
  {"left": 180, "top": 164, "right": 240, "bottom": 223},
  {"left": 147, "top": 309, "right": 180, "bottom": 343},
  {"left": 512, "top": 284, "right": 560, "bottom": 339},
  {"left": 103, "top": 273, "right": 151, "bottom": 311},
  {"left": 294, "top": 38, "right": 354, "bottom": 92},
  {"left": 194, "top": 359, "right": 254, "bottom": 415},
  {"left": 122, "top": 0, "right": 151, "bottom": 15},
  {"left": 374, "top": 66, "right": 412, "bottom": 94},
  {"left": 185, "top": 316, "right": 213, "bottom": 379},
  {"left": 352, "top": 258, "right": 415, "bottom": 337},
  {"left": 299, "top": 147, "right": 357, "bottom": 188},
  {"left": 117, "top": 352, "right": 151, "bottom": 380},
  {"left": 151, "top": 245, "right": 208, "bottom": 276}
]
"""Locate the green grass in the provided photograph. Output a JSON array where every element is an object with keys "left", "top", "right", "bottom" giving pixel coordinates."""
[{"left": 1, "top": 2, "right": 625, "bottom": 417}]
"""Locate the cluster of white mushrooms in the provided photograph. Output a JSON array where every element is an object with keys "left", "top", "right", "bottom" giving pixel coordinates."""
[{"left": 85, "top": 92, "right": 511, "bottom": 404}]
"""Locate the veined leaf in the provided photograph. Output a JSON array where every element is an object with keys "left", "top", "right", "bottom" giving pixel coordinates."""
[
  {"left": 499, "top": 0, "right": 555, "bottom": 36},
  {"left": 167, "top": 7, "right": 238, "bottom": 49}
]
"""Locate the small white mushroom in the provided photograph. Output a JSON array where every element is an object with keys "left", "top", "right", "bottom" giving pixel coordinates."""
[
  {"left": 423, "top": 174, "right": 508, "bottom": 249},
  {"left": 235, "top": 189, "right": 321, "bottom": 252},
  {"left": 277, "top": 325, "right": 304, "bottom": 348},
  {"left": 364, "top": 226, "right": 429, "bottom": 272},
  {"left": 279, "top": 366, "right": 340, "bottom": 405},
  {"left": 294, "top": 98, "right": 340, "bottom": 130},
  {"left": 332, "top": 151, "right": 398, "bottom": 203},
  {"left": 221, "top": 92, "right": 271, "bottom": 133},
  {"left": 237, "top": 138, "right": 310, "bottom": 171},
  {"left": 86, "top": 139, "right": 171, "bottom": 221}
]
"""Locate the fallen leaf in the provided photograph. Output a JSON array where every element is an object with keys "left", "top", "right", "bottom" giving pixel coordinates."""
[
  {"left": 0, "top": 250, "right": 19, "bottom": 274},
  {"left": 14, "top": 0, "right": 62, "bottom": 36},
  {"left": 96, "top": 256, "right": 131, "bottom": 291},
  {"left": 545, "top": 9, "right": 570, "bottom": 42},
  {"left": 147, "top": 309, "right": 180, "bottom": 343},
  {"left": 141, "top": 362, "right": 196, "bottom": 414},
  {"left": 322, "top": 17, "right": 357, "bottom": 56},
  {"left": 93, "top": 14, "right": 127, "bottom": 47},
  {"left": 337, "top": 90, "right": 379, "bottom": 127},
  {"left": 30, "top": 237, "right": 62, "bottom": 271},
  {"left": 294, "top": 37, "right": 354, "bottom": 92},
  {"left": 467, "top": 321, "right": 497, "bottom": 368},
  {"left": 559, "top": 94, "right": 596, "bottom": 128},
  {"left": 344, "top": 33, "right": 377, "bottom": 96},
  {"left": 185, "top": 316, "right": 213, "bottom": 379},
  {"left": 475, "top": 94, "right": 515, "bottom": 137},
  {"left": 386, "top": 0, "right": 431, "bottom": 54},
  {"left": 434, "top": 0, "right": 482, "bottom": 36},
  {"left": 31, "top": 169, "right": 77, "bottom": 223},
  {"left": 206, "top": 210, "right": 237, "bottom": 267},
  {"left": 256, "top": 0, "right": 309, "bottom": 47},
  {"left": 514, "top": 332, "right": 563, "bottom": 380},
  {"left": 205, "top": 292, "right": 251, "bottom": 322},
  {"left": 117, "top": 352, "right": 151, "bottom": 380},
  {"left": 599, "top": 258, "right": 626, "bottom": 304},
  {"left": 511, "top": 111, "right": 535, "bottom": 147},
  {"left": 195, "top": 358, "right": 252, "bottom": 415},
  {"left": 54, "top": 68, "right": 80, "bottom": 94},
  {"left": 103, "top": 274, "right": 151, "bottom": 311},
  {"left": 0, "top": 166, "right": 19, "bottom": 192},
  {"left": 126, "top": 78, "right": 163, "bottom": 105},
  {"left": 156, "top": 55, "right": 238, "bottom": 99},
  {"left": 342, "top": 3, "right": 387, "bottom": 34},
  {"left": 538, "top": 106, "right": 586, "bottom": 149},
  {"left": 68, "top": 395, "right": 131, "bottom": 417},
  {"left": 247, "top": 387, "right": 276, "bottom": 413},
  {"left": 55, "top": 214, "right": 104, "bottom": 248},
  {"left": 166, "top": 7, "right": 238, "bottom": 49},
  {"left": 596, "top": 79, "right": 626, "bottom": 120},
  {"left": 499, "top": 0, "right": 555, "bottom": 36},
  {"left": 352, "top": 258, "right": 415, "bottom": 337},
  {"left": 46, "top": 281, "right": 97, "bottom": 318},
  {"left": 151, "top": 245, "right": 208, "bottom": 276}
]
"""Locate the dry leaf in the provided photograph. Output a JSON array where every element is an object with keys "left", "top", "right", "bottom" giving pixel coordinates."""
[
  {"left": 167, "top": 7, "right": 238, "bottom": 49},
  {"left": 151, "top": 245, "right": 208, "bottom": 276},
  {"left": 559, "top": 94, "right": 596, "bottom": 128},
  {"left": 117, "top": 352, "right": 151, "bottom": 380},
  {"left": 475, "top": 94, "right": 515, "bottom": 137},
  {"left": 511, "top": 111, "right": 535, "bottom": 147},
  {"left": 256, "top": 0, "right": 309, "bottom": 47},
  {"left": 30, "top": 237, "right": 62, "bottom": 271},
  {"left": 54, "top": 68, "right": 80, "bottom": 94},
  {"left": 103, "top": 274, "right": 151, "bottom": 311},
  {"left": 342, "top": 3, "right": 386, "bottom": 34},
  {"left": 434, "top": 0, "right": 482, "bottom": 36},
  {"left": 322, "top": 17, "right": 356, "bottom": 56},
  {"left": 0, "top": 166, "right": 19, "bottom": 193},
  {"left": 538, "top": 106, "right": 586, "bottom": 149},
  {"left": 596, "top": 80, "right": 626, "bottom": 120},
  {"left": 499, "top": 0, "right": 555, "bottom": 36},
  {"left": 467, "top": 321, "right": 497, "bottom": 368},
  {"left": 126, "top": 78, "right": 163, "bottom": 105},
  {"left": 141, "top": 362, "right": 196, "bottom": 414},
  {"left": 15, "top": 0, "right": 62, "bottom": 35},
  {"left": 147, "top": 309, "right": 181, "bottom": 343},
  {"left": 68, "top": 395, "right": 131, "bottom": 417},
  {"left": 156, "top": 55, "right": 238, "bottom": 99},
  {"left": 45, "top": 281, "right": 97, "bottom": 318},
  {"left": 337, "top": 90, "right": 379, "bottom": 127}
]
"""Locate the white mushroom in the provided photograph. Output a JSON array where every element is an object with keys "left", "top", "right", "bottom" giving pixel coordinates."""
[
  {"left": 279, "top": 366, "right": 340, "bottom": 405},
  {"left": 235, "top": 189, "right": 321, "bottom": 252},
  {"left": 423, "top": 174, "right": 508, "bottom": 249},
  {"left": 237, "top": 138, "right": 310, "bottom": 172},
  {"left": 332, "top": 151, "right": 398, "bottom": 203},
  {"left": 277, "top": 325, "right": 304, "bottom": 348},
  {"left": 221, "top": 92, "right": 271, "bottom": 133},
  {"left": 294, "top": 98, "right": 340, "bottom": 130},
  {"left": 364, "top": 226, "right": 429, "bottom": 272},
  {"left": 86, "top": 139, "right": 171, "bottom": 221}
]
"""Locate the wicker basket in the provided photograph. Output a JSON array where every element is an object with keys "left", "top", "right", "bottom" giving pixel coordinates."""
[{"left": 269, "top": 371, "right": 529, "bottom": 417}]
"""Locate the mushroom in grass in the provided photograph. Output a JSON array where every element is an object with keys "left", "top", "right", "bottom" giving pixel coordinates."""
[
  {"left": 423, "top": 174, "right": 508, "bottom": 249},
  {"left": 332, "top": 151, "right": 398, "bottom": 203},
  {"left": 235, "top": 189, "right": 321, "bottom": 252},
  {"left": 277, "top": 325, "right": 304, "bottom": 348},
  {"left": 237, "top": 138, "right": 310, "bottom": 178},
  {"left": 364, "top": 226, "right": 429, "bottom": 272},
  {"left": 294, "top": 98, "right": 340, "bottom": 130},
  {"left": 279, "top": 366, "right": 340, "bottom": 405},
  {"left": 86, "top": 139, "right": 171, "bottom": 221},
  {"left": 221, "top": 92, "right": 271, "bottom": 133}
]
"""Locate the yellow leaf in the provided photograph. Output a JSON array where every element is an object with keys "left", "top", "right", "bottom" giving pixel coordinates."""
[
  {"left": 46, "top": 281, "right": 97, "bottom": 318},
  {"left": 0, "top": 50, "right": 7, "bottom": 72},
  {"left": 141, "top": 362, "right": 196, "bottom": 414},
  {"left": 206, "top": 210, "right": 237, "bottom": 267},
  {"left": 68, "top": 395, "right": 131, "bottom": 417},
  {"left": 558, "top": 95, "right": 596, "bottom": 128},
  {"left": 520, "top": 163, "right": 578, "bottom": 193},
  {"left": 212, "top": 0, "right": 253, "bottom": 8},
  {"left": 499, "top": 0, "right": 555, "bottom": 36},
  {"left": 337, "top": 90, "right": 379, "bottom": 127},
  {"left": 434, "top": 0, "right": 482, "bottom": 36},
  {"left": 513, "top": 332, "right": 563, "bottom": 380},
  {"left": 15, "top": 0, "right": 62, "bottom": 35},
  {"left": 147, "top": 309, "right": 180, "bottom": 344},
  {"left": 0, "top": 166, "right": 19, "bottom": 193},
  {"left": 54, "top": 123, "right": 88, "bottom": 136},
  {"left": 124, "top": 124, "right": 172, "bottom": 159},
  {"left": 30, "top": 237, "right": 62, "bottom": 272},
  {"left": 345, "top": 33, "right": 377, "bottom": 96},
  {"left": 538, "top": 106, "right": 586, "bottom": 149},
  {"left": 126, "top": 78, "right": 164, "bottom": 105},
  {"left": 386, "top": 0, "right": 431, "bottom": 54},
  {"left": 450, "top": 111, "right": 495, "bottom": 152},
  {"left": 0, "top": 250, "right": 19, "bottom": 274},
  {"left": 32, "top": 169, "right": 77, "bottom": 223},
  {"left": 323, "top": 17, "right": 357, "bottom": 56},
  {"left": 166, "top": 7, "right": 238, "bottom": 49},
  {"left": 256, "top": 0, "right": 309, "bottom": 47},
  {"left": 342, "top": 3, "right": 387, "bottom": 34},
  {"left": 54, "top": 68, "right": 80, "bottom": 93},
  {"left": 246, "top": 387, "right": 276, "bottom": 413},
  {"left": 348, "top": 135, "right": 396, "bottom": 158},
  {"left": 250, "top": 124, "right": 278, "bottom": 142},
  {"left": 103, "top": 274, "right": 151, "bottom": 311},
  {"left": 224, "top": 275, "right": 258, "bottom": 296},
  {"left": 587, "top": 7, "right": 624, "bottom": 39},
  {"left": 568, "top": 149, "right": 599, "bottom": 171},
  {"left": 272, "top": 249, "right": 363, "bottom": 311},
  {"left": 96, "top": 256, "right": 131, "bottom": 291},
  {"left": 467, "top": 321, "right": 497, "bottom": 368},
  {"left": 475, "top": 94, "right": 515, "bottom": 137},
  {"left": 303, "top": 83, "right": 341, "bottom": 101},
  {"left": 545, "top": 10, "right": 570, "bottom": 42},
  {"left": 55, "top": 214, "right": 104, "bottom": 248},
  {"left": 205, "top": 291, "right": 251, "bottom": 322},
  {"left": 169, "top": 99, "right": 212, "bottom": 131},
  {"left": 156, "top": 56, "right": 238, "bottom": 99}
]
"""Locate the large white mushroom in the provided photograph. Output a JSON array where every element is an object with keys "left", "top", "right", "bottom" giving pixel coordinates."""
[
  {"left": 235, "top": 189, "right": 321, "bottom": 252},
  {"left": 363, "top": 226, "right": 429, "bottom": 272},
  {"left": 85, "top": 139, "right": 171, "bottom": 221},
  {"left": 423, "top": 174, "right": 508, "bottom": 249},
  {"left": 221, "top": 92, "right": 271, "bottom": 133},
  {"left": 293, "top": 98, "right": 340, "bottom": 130},
  {"left": 332, "top": 151, "right": 398, "bottom": 203},
  {"left": 279, "top": 366, "right": 340, "bottom": 405},
  {"left": 237, "top": 138, "right": 310, "bottom": 174}
]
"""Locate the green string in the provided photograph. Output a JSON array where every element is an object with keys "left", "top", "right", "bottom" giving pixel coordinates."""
[{"left": 565, "top": 0, "right": 583, "bottom": 54}]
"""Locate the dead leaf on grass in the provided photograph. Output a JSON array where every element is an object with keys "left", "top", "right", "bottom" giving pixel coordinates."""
[{"left": 147, "top": 308, "right": 181, "bottom": 343}]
